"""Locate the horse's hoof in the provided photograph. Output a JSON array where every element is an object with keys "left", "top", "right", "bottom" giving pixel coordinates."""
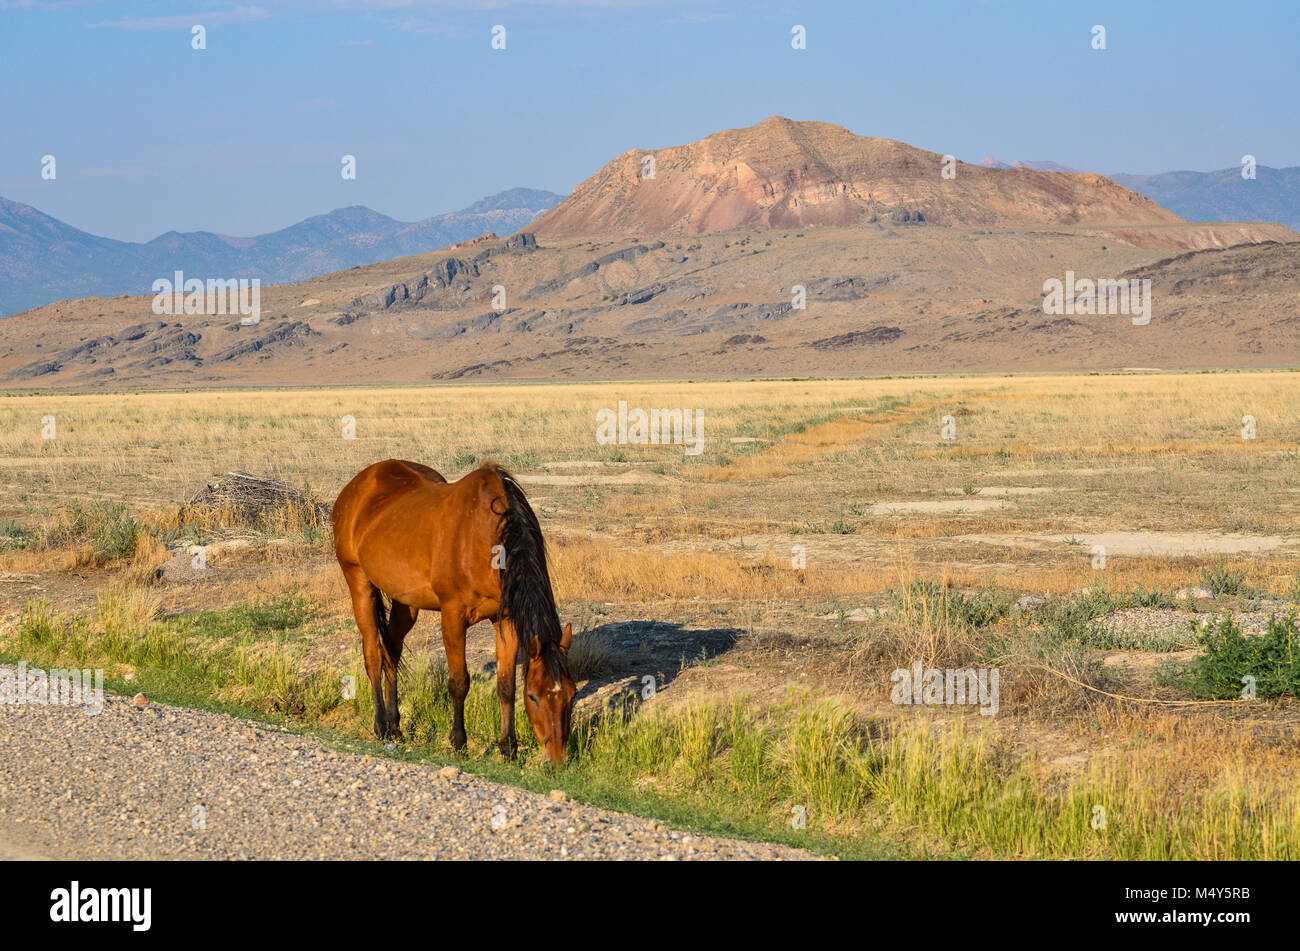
[{"left": 450, "top": 730, "right": 467, "bottom": 751}]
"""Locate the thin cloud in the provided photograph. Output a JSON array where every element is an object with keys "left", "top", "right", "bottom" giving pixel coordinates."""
[
  {"left": 73, "top": 166, "right": 148, "bottom": 181},
  {"left": 388, "top": 15, "right": 454, "bottom": 34},
  {"left": 341, "top": 0, "right": 659, "bottom": 8},
  {"left": 0, "top": 0, "right": 102, "bottom": 8},
  {"left": 86, "top": 5, "right": 271, "bottom": 29}
]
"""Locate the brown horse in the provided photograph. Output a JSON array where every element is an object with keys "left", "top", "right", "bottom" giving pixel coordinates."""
[{"left": 332, "top": 459, "right": 575, "bottom": 764}]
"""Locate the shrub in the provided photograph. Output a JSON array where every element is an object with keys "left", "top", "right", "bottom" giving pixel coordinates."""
[
  {"left": 1128, "top": 584, "right": 1178, "bottom": 609},
  {"left": 1200, "top": 560, "right": 1252, "bottom": 598},
  {"left": 889, "top": 581, "right": 1014, "bottom": 632},
  {"left": 0, "top": 518, "right": 35, "bottom": 551},
  {"left": 1157, "top": 614, "right": 1299, "bottom": 699},
  {"left": 40, "top": 500, "right": 144, "bottom": 564}
]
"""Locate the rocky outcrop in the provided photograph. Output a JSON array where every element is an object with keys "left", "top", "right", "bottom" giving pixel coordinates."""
[
  {"left": 211, "top": 320, "right": 318, "bottom": 362},
  {"left": 809, "top": 327, "right": 903, "bottom": 350},
  {"left": 352, "top": 256, "right": 481, "bottom": 311},
  {"left": 15, "top": 320, "right": 201, "bottom": 377}
]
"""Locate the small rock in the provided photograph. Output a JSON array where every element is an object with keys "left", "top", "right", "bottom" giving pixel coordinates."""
[
  {"left": 439, "top": 766, "right": 461, "bottom": 780},
  {"left": 548, "top": 789, "right": 568, "bottom": 803},
  {"left": 1015, "top": 595, "right": 1046, "bottom": 610},
  {"left": 131, "top": 693, "right": 149, "bottom": 708},
  {"left": 1176, "top": 587, "right": 1214, "bottom": 600}
]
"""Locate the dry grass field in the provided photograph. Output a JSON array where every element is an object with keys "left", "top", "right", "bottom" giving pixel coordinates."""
[{"left": 3, "top": 370, "right": 1299, "bottom": 858}]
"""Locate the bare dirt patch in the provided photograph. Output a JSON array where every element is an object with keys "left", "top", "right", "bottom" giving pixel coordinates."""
[
  {"left": 870, "top": 499, "right": 1009, "bottom": 514},
  {"left": 958, "top": 531, "right": 1296, "bottom": 556},
  {"left": 520, "top": 471, "right": 672, "bottom": 487}
]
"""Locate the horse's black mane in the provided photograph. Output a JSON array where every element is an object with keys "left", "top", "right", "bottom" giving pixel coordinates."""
[{"left": 490, "top": 465, "right": 568, "bottom": 682}]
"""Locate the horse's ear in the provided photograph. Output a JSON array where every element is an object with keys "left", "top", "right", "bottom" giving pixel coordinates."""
[
  {"left": 560, "top": 623, "right": 573, "bottom": 653},
  {"left": 528, "top": 636, "right": 542, "bottom": 659}
]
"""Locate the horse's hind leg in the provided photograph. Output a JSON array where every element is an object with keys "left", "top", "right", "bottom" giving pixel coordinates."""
[
  {"left": 343, "top": 564, "right": 392, "bottom": 739},
  {"left": 386, "top": 601, "right": 418, "bottom": 738}
]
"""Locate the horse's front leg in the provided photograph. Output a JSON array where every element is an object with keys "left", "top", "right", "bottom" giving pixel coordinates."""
[
  {"left": 493, "top": 618, "right": 519, "bottom": 759},
  {"left": 440, "top": 609, "right": 470, "bottom": 751}
]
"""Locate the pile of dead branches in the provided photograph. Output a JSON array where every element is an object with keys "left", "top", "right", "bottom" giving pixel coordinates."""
[{"left": 181, "top": 472, "right": 332, "bottom": 530}]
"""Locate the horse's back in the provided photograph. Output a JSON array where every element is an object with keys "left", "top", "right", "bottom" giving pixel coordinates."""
[
  {"left": 334, "top": 460, "right": 509, "bottom": 611},
  {"left": 337, "top": 458, "right": 444, "bottom": 503},
  {"left": 333, "top": 459, "right": 447, "bottom": 558}
]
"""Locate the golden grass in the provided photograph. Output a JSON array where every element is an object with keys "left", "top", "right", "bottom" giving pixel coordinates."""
[{"left": 2, "top": 371, "right": 1299, "bottom": 857}]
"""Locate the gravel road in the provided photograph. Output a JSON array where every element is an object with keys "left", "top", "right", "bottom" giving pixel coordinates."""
[{"left": 0, "top": 669, "right": 810, "bottom": 861}]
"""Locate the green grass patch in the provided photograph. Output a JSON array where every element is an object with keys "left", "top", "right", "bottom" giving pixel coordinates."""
[
  {"left": 5, "top": 596, "right": 1299, "bottom": 859},
  {"left": 184, "top": 594, "right": 315, "bottom": 642}
]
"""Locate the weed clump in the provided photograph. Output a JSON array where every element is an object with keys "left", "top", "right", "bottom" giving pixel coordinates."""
[{"left": 1157, "top": 614, "right": 1299, "bottom": 699}]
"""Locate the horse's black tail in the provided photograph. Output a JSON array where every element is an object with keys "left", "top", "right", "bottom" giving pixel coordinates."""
[
  {"left": 370, "top": 584, "right": 403, "bottom": 673},
  {"left": 491, "top": 466, "right": 565, "bottom": 676}
]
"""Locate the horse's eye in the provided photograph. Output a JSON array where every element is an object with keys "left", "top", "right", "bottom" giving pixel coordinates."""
[{"left": 527, "top": 694, "right": 538, "bottom": 704}]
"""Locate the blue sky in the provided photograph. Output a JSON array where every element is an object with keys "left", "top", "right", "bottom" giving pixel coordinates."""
[{"left": 2, "top": 0, "right": 1297, "bottom": 241}]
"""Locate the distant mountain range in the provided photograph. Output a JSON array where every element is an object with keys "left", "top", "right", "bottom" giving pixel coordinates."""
[
  {"left": 980, "top": 158, "right": 1299, "bottom": 231},
  {"left": 1110, "top": 167, "right": 1300, "bottom": 232},
  {"left": 3, "top": 118, "right": 1294, "bottom": 390},
  {"left": 0, "top": 188, "right": 563, "bottom": 316},
  {"left": 4, "top": 128, "right": 1299, "bottom": 321}
]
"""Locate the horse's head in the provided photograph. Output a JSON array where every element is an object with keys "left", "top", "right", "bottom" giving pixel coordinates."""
[{"left": 523, "top": 622, "right": 575, "bottom": 765}]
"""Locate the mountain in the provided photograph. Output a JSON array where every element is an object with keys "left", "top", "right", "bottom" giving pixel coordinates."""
[
  {"left": 529, "top": 117, "right": 1182, "bottom": 239},
  {"left": 0, "top": 189, "right": 564, "bottom": 316},
  {"left": 979, "top": 157, "right": 1079, "bottom": 173},
  {"left": 1111, "top": 167, "right": 1300, "bottom": 231},
  {"left": 0, "top": 199, "right": 144, "bottom": 314}
]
